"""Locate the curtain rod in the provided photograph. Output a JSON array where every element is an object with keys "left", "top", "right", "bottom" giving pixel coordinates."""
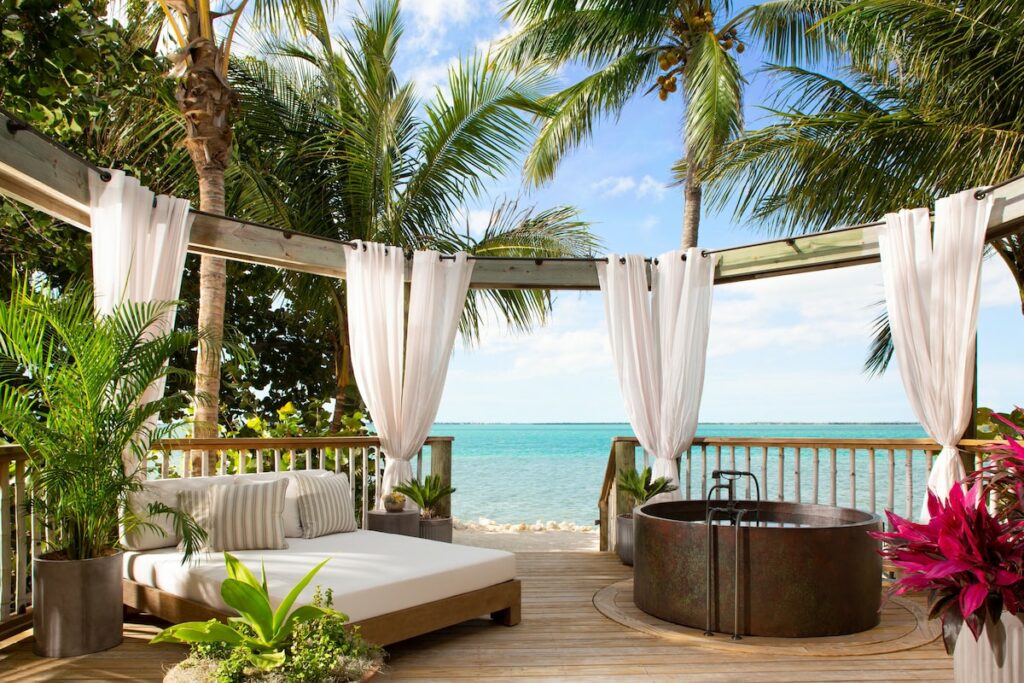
[
  {"left": 975, "top": 172, "right": 1024, "bottom": 199},
  {"left": 347, "top": 242, "right": 710, "bottom": 263}
]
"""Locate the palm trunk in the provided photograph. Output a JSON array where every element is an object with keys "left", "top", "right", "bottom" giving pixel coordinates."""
[
  {"left": 328, "top": 288, "right": 358, "bottom": 432},
  {"left": 175, "top": 34, "right": 237, "bottom": 471},
  {"left": 681, "top": 147, "right": 702, "bottom": 249}
]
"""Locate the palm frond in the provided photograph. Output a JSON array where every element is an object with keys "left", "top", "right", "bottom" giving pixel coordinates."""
[
  {"left": 683, "top": 29, "right": 744, "bottom": 176},
  {"left": 523, "top": 49, "right": 660, "bottom": 184}
]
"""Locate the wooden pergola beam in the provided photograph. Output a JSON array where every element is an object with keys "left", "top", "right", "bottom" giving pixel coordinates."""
[{"left": 3, "top": 110, "right": 1024, "bottom": 289}]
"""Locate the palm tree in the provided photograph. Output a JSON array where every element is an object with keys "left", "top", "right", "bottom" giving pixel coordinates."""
[
  {"left": 222, "top": 1, "right": 600, "bottom": 427},
  {"left": 501, "top": 0, "right": 747, "bottom": 248},
  {"left": 152, "top": 0, "right": 339, "bottom": 440},
  {"left": 703, "top": 0, "right": 1024, "bottom": 371}
]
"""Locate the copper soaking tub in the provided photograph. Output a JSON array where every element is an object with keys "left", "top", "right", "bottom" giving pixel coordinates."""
[{"left": 633, "top": 499, "right": 883, "bottom": 638}]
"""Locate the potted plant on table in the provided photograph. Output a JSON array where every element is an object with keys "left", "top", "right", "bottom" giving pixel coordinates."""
[
  {"left": 0, "top": 278, "right": 205, "bottom": 657},
  {"left": 393, "top": 474, "right": 456, "bottom": 543},
  {"left": 615, "top": 467, "right": 677, "bottom": 565},
  {"left": 383, "top": 491, "right": 406, "bottom": 513},
  {"left": 872, "top": 474, "right": 1024, "bottom": 683},
  {"left": 155, "top": 553, "right": 382, "bottom": 682}
]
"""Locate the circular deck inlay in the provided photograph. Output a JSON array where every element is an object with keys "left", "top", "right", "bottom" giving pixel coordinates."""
[{"left": 593, "top": 580, "right": 940, "bottom": 657}]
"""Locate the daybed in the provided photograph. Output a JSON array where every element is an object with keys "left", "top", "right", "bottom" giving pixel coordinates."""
[{"left": 121, "top": 470, "right": 521, "bottom": 646}]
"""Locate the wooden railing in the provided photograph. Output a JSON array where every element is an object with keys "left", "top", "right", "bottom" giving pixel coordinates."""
[
  {"left": 0, "top": 435, "right": 453, "bottom": 636},
  {"left": 0, "top": 444, "right": 32, "bottom": 637},
  {"left": 598, "top": 436, "right": 997, "bottom": 552},
  {"left": 149, "top": 436, "right": 454, "bottom": 527}
]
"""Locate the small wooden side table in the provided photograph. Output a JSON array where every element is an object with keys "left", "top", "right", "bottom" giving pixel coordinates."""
[{"left": 366, "top": 510, "right": 420, "bottom": 537}]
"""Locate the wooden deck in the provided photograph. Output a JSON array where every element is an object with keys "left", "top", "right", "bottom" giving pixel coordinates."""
[{"left": 0, "top": 551, "right": 952, "bottom": 682}]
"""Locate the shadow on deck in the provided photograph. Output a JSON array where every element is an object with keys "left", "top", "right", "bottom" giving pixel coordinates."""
[{"left": 0, "top": 551, "right": 951, "bottom": 682}]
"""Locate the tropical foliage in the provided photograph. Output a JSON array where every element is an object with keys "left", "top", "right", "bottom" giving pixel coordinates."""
[
  {"left": 976, "top": 407, "right": 1024, "bottom": 440},
  {"left": 501, "top": 0, "right": 749, "bottom": 246},
  {"left": 152, "top": 0, "right": 342, "bottom": 442},
  {"left": 872, "top": 483, "right": 1024, "bottom": 654},
  {"left": 154, "top": 553, "right": 380, "bottom": 681},
  {"left": 0, "top": 276, "right": 205, "bottom": 560},
  {"left": 967, "top": 414, "right": 1024, "bottom": 523},
  {"left": 617, "top": 466, "right": 677, "bottom": 512},
  {"left": 394, "top": 474, "right": 457, "bottom": 519},
  {"left": 0, "top": 0, "right": 175, "bottom": 295},
  {"left": 218, "top": 0, "right": 598, "bottom": 415},
  {"left": 702, "top": 0, "right": 1024, "bottom": 370}
]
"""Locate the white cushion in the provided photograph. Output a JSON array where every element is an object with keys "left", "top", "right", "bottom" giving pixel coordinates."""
[
  {"left": 295, "top": 473, "right": 357, "bottom": 538},
  {"left": 123, "top": 531, "right": 517, "bottom": 623}
]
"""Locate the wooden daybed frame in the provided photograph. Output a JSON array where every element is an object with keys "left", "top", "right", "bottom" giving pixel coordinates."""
[{"left": 123, "top": 577, "right": 521, "bottom": 646}]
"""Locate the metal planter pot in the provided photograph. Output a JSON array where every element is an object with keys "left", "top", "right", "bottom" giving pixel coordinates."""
[
  {"left": 33, "top": 551, "right": 124, "bottom": 657},
  {"left": 615, "top": 514, "right": 634, "bottom": 566},
  {"left": 419, "top": 517, "right": 453, "bottom": 543}
]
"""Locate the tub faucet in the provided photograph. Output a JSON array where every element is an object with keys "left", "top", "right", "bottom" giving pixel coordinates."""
[{"left": 704, "top": 470, "right": 761, "bottom": 640}]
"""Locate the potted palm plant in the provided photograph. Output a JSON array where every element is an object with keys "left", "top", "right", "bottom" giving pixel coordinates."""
[
  {"left": 0, "top": 277, "right": 205, "bottom": 657},
  {"left": 616, "top": 467, "right": 677, "bottom": 566},
  {"left": 393, "top": 474, "right": 456, "bottom": 543}
]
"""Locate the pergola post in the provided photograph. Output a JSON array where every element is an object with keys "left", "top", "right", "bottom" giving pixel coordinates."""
[
  {"left": 430, "top": 438, "right": 453, "bottom": 519},
  {"left": 611, "top": 438, "right": 637, "bottom": 552}
]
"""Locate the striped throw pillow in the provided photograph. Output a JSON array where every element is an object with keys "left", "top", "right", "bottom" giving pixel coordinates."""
[
  {"left": 296, "top": 473, "right": 357, "bottom": 538},
  {"left": 176, "top": 486, "right": 213, "bottom": 551},
  {"left": 178, "top": 479, "right": 289, "bottom": 551}
]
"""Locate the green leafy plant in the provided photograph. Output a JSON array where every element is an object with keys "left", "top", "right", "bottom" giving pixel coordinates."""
[
  {"left": 156, "top": 556, "right": 381, "bottom": 682},
  {"left": 153, "top": 553, "right": 333, "bottom": 671},
  {"left": 0, "top": 275, "right": 205, "bottom": 560},
  {"left": 618, "top": 467, "right": 678, "bottom": 515},
  {"left": 393, "top": 475, "right": 456, "bottom": 520},
  {"left": 977, "top": 407, "right": 1024, "bottom": 439}
]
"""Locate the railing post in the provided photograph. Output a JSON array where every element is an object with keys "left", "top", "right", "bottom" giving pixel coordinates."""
[
  {"left": 430, "top": 438, "right": 453, "bottom": 520},
  {"left": 611, "top": 439, "right": 637, "bottom": 552}
]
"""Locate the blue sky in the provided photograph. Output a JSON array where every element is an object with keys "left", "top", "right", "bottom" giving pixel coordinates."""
[{"left": 322, "top": 1, "right": 1023, "bottom": 423}]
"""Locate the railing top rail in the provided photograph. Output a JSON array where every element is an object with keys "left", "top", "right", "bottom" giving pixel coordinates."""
[
  {"left": 0, "top": 443, "right": 29, "bottom": 460},
  {"left": 152, "top": 436, "right": 453, "bottom": 449},
  {"left": 609, "top": 436, "right": 998, "bottom": 450}
]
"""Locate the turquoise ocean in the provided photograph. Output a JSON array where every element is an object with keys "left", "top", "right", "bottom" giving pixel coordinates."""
[{"left": 428, "top": 423, "right": 928, "bottom": 526}]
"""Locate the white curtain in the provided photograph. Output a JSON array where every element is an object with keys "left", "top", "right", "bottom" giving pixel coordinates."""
[
  {"left": 597, "top": 248, "right": 717, "bottom": 498},
  {"left": 88, "top": 170, "right": 193, "bottom": 469},
  {"left": 346, "top": 241, "right": 473, "bottom": 507},
  {"left": 879, "top": 189, "right": 992, "bottom": 520}
]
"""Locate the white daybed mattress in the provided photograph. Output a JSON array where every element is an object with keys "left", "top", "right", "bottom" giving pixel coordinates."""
[{"left": 124, "top": 531, "right": 516, "bottom": 623}]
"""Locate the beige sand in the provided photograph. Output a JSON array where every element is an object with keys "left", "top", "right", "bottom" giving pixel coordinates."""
[{"left": 452, "top": 518, "right": 599, "bottom": 552}]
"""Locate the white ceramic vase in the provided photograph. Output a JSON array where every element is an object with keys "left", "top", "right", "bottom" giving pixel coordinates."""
[{"left": 953, "top": 612, "right": 1024, "bottom": 683}]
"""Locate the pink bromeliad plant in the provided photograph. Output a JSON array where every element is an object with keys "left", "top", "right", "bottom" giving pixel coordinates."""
[{"left": 871, "top": 482, "right": 1024, "bottom": 654}]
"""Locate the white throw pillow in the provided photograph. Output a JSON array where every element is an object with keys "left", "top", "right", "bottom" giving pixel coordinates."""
[
  {"left": 123, "top": 485, "right": 179, "bottom": 550},
  {"left": 177, "top": 479, "right": 289, "bottom": 551},
  {"left": 295, "top": 473, "right": 357, "bottom": 538}
]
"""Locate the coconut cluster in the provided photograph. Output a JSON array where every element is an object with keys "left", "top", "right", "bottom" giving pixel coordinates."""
[{"left": 655, "top": 12, "right": 745, "bottom": 102}]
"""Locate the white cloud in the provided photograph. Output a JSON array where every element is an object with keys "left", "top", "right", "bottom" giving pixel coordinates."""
[
  {"left": 636, "top": 175, "right": 667, "bottom": 200},
  {"left": 640, "top": 215, "right": 659, "bottom": 232},
  {"left": 592, "top": 174, "right": 667, "bottom": 201},
  {"left": 455, "top": 207, "right": 493, "bottom": 239},
  {"left": 407, "top": 56, "right": 458, "bottom": 98},
  {"left": 592, "top": 176, "right": 637, "bottom": 197},
  {"left": 981, "top": 258, "right": 1020, "bottom": 309},
  {"left": 402, "top": 0, "right": 482, "bottom": 54}
]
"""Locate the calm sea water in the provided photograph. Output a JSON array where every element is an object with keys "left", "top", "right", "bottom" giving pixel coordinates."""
[{"left": 427, "top": 423, "right": 928, "bottom": 526}]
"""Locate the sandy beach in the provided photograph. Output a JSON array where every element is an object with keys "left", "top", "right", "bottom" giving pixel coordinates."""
[{"left": 451, "top": 518, "right": 599, "bottom": 552}]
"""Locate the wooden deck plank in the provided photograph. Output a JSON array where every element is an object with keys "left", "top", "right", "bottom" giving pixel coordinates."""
[{"left": 0, "top": 551, "right": 951, "bottom": 682}]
